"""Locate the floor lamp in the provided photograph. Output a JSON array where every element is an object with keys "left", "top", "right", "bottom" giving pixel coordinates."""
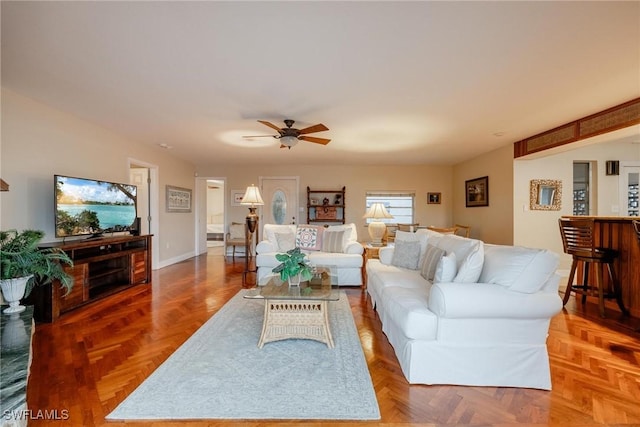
[
  {"left": 241, "top": 184, "right": 264, "bottom": 286},
  {"left": 364, "top": 203, "right": 393, "bottom": 247}
]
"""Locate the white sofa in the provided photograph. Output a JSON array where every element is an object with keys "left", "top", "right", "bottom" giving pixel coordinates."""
[
  {"left": 256, "top": 223, "right": 364, "bottom": 286},
  {"left": 366, "top": 229, "right": 562, "bottom": 390}
]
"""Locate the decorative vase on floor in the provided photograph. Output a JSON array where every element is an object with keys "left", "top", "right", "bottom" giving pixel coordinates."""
[
  {"left": 2, "top": 313, "right": 29, "bottom": 350},
  {"left": 0, "top": 275, "right": 31, "bottom": 314}
]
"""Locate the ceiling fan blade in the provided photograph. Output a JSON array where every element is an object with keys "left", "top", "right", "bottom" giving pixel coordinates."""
[
  {"left": 257, "top": 120, "right": 284, "bottom": 133},
  {"left": 298, "top": 123, "right": 329, "bottom": 135},
  {"left": 242, "top": 135, "right": 277, "bottom": 138},
  {"left": 299, "top": 135, "right": 331, "bottom": 145}
]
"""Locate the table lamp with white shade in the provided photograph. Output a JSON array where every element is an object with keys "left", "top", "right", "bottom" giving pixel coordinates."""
[
  {"left": 240, "top": 184, "right": 264, "bottom": 234},
  {"left": 363, "top": 203, "right": 393, "bottom": 246}
]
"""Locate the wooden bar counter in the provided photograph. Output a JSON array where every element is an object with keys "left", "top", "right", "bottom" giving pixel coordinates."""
[{"left": 565, "top": 216, "right": 640, "bottom": 318}]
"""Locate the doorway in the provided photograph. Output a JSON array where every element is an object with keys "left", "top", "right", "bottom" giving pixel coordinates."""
[{"left": 195, "top": 177, "right": 226, "bottom": 256}]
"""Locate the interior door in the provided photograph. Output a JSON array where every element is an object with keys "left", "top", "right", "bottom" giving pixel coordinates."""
[{"left": 259, "top": 177, "right": 300, "bottom": 236}]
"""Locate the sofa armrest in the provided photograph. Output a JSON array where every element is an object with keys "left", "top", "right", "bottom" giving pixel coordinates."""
[
  {"left": 344, "top": 241, "right": 364, "bottom": 255},
  {"left": 379, "top": 247, "right": 394, "bottom": 265},
  {"left": 256, "top": 240, "right": 277, "bottom": 254},
  {"left": 429, "top": 282, "right": 562, "bottom": 319}
]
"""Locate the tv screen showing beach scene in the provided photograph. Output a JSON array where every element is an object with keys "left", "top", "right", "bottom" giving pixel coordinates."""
[{"left": 55, "top": 175, "right": 137, "bottom": 238}]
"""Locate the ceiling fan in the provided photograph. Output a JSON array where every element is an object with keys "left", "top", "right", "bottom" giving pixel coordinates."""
[{"left": 243, "top": 119, "right": 331, "bottom": 149}]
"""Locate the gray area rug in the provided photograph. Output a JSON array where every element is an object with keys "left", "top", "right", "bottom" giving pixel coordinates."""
[{"left": 107, "top": 290, "right": 380, "bottom": 421}]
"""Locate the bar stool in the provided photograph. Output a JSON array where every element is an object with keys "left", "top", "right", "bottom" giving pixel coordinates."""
[{"left": 558, "top": 217, "right": 628, "bottom": 318}]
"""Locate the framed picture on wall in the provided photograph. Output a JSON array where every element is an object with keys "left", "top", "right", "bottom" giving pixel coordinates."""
[
  {"left": 427, "top": 192, "right": 441, "bottom": 204},
  {"left": 231, "top": 190, "right": 245, "bottom": 206},
  {"left": 166, "top": 185, "right": 192, "bottom": 213},
  {"left": 465, "top": 176, "right": 489, "bottom": 207}
]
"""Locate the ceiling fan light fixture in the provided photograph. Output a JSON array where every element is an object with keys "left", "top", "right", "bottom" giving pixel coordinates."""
[{"left": 280, "top": 135, "right": 298, "bottom": 148}]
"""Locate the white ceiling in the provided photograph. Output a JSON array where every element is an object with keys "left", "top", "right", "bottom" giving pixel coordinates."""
[{"left": 2, "top": 1, "right": 639, "bottom": 167}]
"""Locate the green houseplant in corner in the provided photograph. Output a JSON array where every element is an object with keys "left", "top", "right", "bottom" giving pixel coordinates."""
[
  {"left": 272, "top": 247, "right": 313, "bottom": 286},
  {"left": 0, "top": 229, "right": 73, "bottom": 314}
]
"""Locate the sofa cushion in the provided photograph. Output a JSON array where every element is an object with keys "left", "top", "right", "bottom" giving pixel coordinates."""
[
  {"left": 275, "top": 232, "right": 296, "bottom": 252},
  {"left": 434, "top": 234, "right": 484, "bottom": 283},
  {"left": 264, "top": 224, "right": 297, "bottom": 246},
  {"left": 368, "top": 262, "right": 427, "bottom": 291},
  {"left": 415, "top": 228, "right": 445, "bottom": 246},
  {"left": 391, "top": 240, "right": 421, "bottom": 270},
  {"left": 322, "top": 230, "right": 345, "bottom": 253},
  {"left": 295, "top": 225, "right": 323, "bottom": 251},
  {"left": 420, "top": 244, "right": 445, "bottom": 281},
  {"left": 479, "top": 244, "right": 559, "bottom": 293},
  {"left": 307, "top": 252, "right": 363, "bottom": 268}
]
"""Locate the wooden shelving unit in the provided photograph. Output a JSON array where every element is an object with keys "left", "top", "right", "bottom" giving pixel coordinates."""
[
  {"left": 28, "top": 234, "right": 152, "bottom": 322},
  {"left": 307, "top": 186, "right": 345, "bottom": 225}
]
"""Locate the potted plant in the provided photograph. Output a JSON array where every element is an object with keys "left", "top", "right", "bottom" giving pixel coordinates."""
[
  {"left": 0, "top": 229, "right": 73, "bottom": 314},
  {"left": 272, "top": 247, "right": 313, "bottom": 286}
]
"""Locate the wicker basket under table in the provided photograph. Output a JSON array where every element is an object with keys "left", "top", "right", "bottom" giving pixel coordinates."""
[
  {"left": 246, "top": 268, "right": 339, "bottom": 349},
  {"left": 259, "top": 300, "right": 334, "bottom": 348}
]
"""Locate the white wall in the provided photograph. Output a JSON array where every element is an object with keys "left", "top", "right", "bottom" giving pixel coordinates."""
[
  {"left": 0, "top": 89, "right": 197, "bottom": 267},
  {"left": 452, "top": 144, "right": 514, "bottom": 244}
]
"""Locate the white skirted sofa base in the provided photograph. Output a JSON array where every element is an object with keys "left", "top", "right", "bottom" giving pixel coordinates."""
[
  {"left": 366, "top": 229, "right": 562, "bottom": 390},
  {"left": 256, "top": 223, "right": 364, "bottom": 286}
]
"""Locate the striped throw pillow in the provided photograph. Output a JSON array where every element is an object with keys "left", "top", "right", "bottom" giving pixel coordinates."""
[
  {"left": 420, "top": 244, "right": 445, "bottom": 281},
  {"left": 322, "top": 230, "right": 345, "bottom": 253}
]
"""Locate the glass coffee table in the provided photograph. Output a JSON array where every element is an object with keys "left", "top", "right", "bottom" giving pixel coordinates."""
[{"left": 244, "top": 267, "right": 339, "bottom": 348}]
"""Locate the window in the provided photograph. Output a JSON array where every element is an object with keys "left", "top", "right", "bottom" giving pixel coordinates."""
[{"left": 365, "top": 192, "right": 414, "bottom": 224}]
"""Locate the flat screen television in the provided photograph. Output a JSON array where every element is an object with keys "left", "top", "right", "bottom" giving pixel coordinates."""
[{"left": 55, "top": 175, "right": 137, "bottom": 238}]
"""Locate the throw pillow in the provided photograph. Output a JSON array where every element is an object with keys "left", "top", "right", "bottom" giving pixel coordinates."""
[
  {"left": 326, "top": 223, "right": 358, "bottom": 242},
  {"left": 391, "top": 240, "right": 421, "bottom": 270},
  {"left": 275, "top": 232, "right": 296, "bottom": 252},
  {"left": 395, "top": 230, "right": 429, "bottom": 267},
  {"left": 295, "top": 225, "right": 323, "bottom": 251},
  {"left": 434, "top": 234, "right": 484, "bottom": 283},
  {"left": 434, "top": 251, "right": 457, "bottom": 283},
  {"left": 229, "top": 223, "right": 244, "bottom": 240},
  {"left": 322, "top": 230, "right": 345, "bottom": 253},
  {"left": 420, "top": 244, "right": 445, "bottom": 281},
  {"left": 264, "top": 224, "right": 297, "bottom": 246}
]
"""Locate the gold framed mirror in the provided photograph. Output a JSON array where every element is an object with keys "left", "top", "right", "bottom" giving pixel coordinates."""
[{"left": 530, "top": 179, "right": 562, "bottom": 211}]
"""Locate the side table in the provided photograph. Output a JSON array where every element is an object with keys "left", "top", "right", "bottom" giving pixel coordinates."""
[
  {"left": 361, "top": 243, "right": 388, "bottom": 289},
  {"left": 364, "top": 244, "right": 382, "bottom": 260}
]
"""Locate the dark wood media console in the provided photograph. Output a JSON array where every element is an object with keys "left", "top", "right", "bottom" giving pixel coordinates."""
[{"left": 29, "top": 234, "right": 152, "bottom": 322}]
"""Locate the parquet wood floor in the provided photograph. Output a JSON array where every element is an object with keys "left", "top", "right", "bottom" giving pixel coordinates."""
[{"left": 25, "top": 251, "right": 640, "bottom": 426}]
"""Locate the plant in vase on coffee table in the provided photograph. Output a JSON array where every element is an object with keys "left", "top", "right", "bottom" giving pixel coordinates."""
[{"left": 272, "top": 247, "right": 313, "bottom": 286}]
